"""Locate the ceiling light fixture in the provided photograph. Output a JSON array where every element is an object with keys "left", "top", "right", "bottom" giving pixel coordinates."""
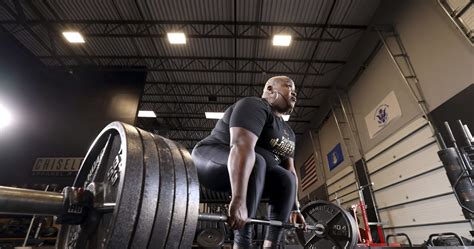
[
  {"left": 273, "top": 35, "right": 292, "bottom": 46},
  {"left": 205, "top": 112, "right": 224, "bottom": 119},
  {"left": 0, "top": 103, "right": 12, "bottom": 129},
  {"left": 62, "top": 31, "right": 85, "bottom": 43},
  {"left": 282, "top": 115, "right": 290, "bottom": 121},
  {"left": 167, "top": 32, "right": 186, "bottom": 44},
  {"left": 138, "top": 110, "right": 156, "bottom": 118}
]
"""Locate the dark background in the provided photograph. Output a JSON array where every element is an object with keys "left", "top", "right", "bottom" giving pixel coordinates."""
[
  {"left": 0, "top": 30, "right": 146, "bottom": 186},
  {"left": 431, "top": 84, "right": 474, "bottom": 148}
]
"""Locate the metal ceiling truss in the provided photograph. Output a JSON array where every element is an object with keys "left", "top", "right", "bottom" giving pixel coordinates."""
[
  {"left": 1, "top": 19, "right": 367, "bottom": 42},
  {"left": 46, "top": 58, "right": 342, "bottom": 76},
  {"left": 141, "top": 100, "right": 320, "bottom": 109},
  {"left": 39, "top": 55, "right": 345, "bottom": 78},
  {"left": 0, "top": 0, "right": 361, "bottom": 149},
  {"left": 144, "top": 81, "right": 330, "bottom": 99}
]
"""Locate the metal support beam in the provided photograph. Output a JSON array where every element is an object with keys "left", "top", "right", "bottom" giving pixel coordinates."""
[
  {"left": 141, "top": 100, "right": 320, "bottom": 108},
  {"left": 145, "top": 81, "right": 330, "bottom": 90},
  {"left": 0, "top": 20, "right": 367, "bottom": 30},
  {"left": 142, "top": 94, "right": 312, "bottom": 101},
  {"left": 152, "top": 116, "right": 310, "bottom": 123},
  {"left": 0, "top": 19, "right": 367, "bottom": 42},
  {"left": 48, "top": 66, "right": 323, "bottom": 76},
  {"left": 37, "top": 55, "right": 346, "bottom": 65}
]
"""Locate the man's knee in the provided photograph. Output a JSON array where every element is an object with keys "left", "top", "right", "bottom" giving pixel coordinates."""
[
  {"left": 281, "top": 169, "right": 296, "bottom": 185},
  {"left": 253, "top": 153, "right": 266, "bottom": 175}
]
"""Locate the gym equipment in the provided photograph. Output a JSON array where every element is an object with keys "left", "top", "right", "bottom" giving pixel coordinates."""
[
  {"left": 196, "top": 228, "right": 225, "bottom": 247},
  {"left": 437, "top": 120, "right": 474, "bottom": 235},
  {"left": 0, "top": 122, "right": 358, "bottom": 248},
  {"left": 295, "top": 200, "right": 358, "bottom": 248}
]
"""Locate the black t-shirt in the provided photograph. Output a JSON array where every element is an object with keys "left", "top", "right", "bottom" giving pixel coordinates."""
[{"left": 198, "top": 97, "right": 295, "bottom": 166}]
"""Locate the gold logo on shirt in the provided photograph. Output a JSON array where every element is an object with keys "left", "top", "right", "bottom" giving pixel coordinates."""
[{"left": 270, "top": 137, "right": 295, "bottom": 160}]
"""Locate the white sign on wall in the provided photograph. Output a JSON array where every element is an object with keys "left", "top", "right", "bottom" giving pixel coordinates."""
[{"left": 365, "top": 91, "right": 402, "bottom": 139}]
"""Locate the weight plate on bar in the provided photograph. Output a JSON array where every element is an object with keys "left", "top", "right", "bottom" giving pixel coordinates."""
[
  {"left": 196, "top": 228, "right": 225, "bottom": 248},
  {"left": 57, "top": 122, "right": 144, "bottom": 249},
  {"left": 296, "top": 200, "right": 358, "bottom": 249},
  {"left": 129, "top": 128, "right": 160, "bottom": 249},
  {"left": 148, "top": 135, "right": 176, "bottom": 248},
  {"left": 175, "top": 142, "right": 200, "bottom": 248},
  {"left": 161, "top": 137, "right": 189, "bottom": 248}
]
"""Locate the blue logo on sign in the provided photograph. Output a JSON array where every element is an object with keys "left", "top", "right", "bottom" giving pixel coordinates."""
[{"left": 375, "top": 104, "right": 389, "bottom": 126}]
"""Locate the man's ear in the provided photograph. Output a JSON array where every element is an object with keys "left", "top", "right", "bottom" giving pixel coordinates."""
[{"left": 266, "top": 85, "right": 273, "bottom": 92}]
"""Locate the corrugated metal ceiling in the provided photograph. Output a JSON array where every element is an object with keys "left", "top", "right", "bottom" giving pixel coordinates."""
[{"left": 0, "top": 0, "right": 381, "bottom": 149}]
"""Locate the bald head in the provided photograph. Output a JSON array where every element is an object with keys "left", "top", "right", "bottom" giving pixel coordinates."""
[{"left": 263, "top": 76, "right": 294, "bottom": 93}]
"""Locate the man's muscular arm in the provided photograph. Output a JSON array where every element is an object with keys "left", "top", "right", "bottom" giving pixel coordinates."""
[
  {"left": 282, "top": 157, "right": 300, "bottom": 210},
  {"left": 282, "top": 157, "right": 307, "bottom": 229},
  {"left": 227, "top": 127, "right": 258, "bottom": 230}
]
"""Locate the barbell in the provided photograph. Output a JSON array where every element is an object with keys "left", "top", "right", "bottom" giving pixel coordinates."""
[{"left": 0, "top": 122, "right": 358, "bottom": 248}]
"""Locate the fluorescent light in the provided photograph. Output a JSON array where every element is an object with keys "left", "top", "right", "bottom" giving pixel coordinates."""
[
  {"left": 138, "top": 110, "right": 156, "bottom": 118},
  {"left": 273, "top": 35, "right": 292, "bottom": 46},
  {"left": 62, "top": 31, "right": 85, "bottom": 43},
  {"left": 205, "top": 112, "right": 224, "bottom": 119},
  {"left": 167, "top": 32, "right": 186, "bottom": 44},
  {"left": 282, "top": 115, "right": 290, "bottom": 121},
  {"left": 0, "top": 103, "right": 12, "bottom": 128}
]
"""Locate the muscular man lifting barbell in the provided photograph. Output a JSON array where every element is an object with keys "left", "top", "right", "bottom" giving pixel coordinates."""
[{"left": 192, "top": 76, "right": 307, "bottom": 248}]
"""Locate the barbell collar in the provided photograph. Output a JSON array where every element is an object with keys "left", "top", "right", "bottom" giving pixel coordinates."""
[{"left": 0, "top": 186, "right": 64, "bottom": 216}]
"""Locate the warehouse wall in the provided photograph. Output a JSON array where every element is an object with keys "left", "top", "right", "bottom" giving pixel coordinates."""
[
  {"left": 0, "top": 30, "right": 146, "bottom": 186},
  {"left": 295, "top": 130, "right": 326, "bottom": 198},
  {"left": 295, "top": 0, "right": 473, "bottom": 244}
]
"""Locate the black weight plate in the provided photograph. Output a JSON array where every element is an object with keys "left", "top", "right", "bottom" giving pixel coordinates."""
[
  {"left": 57, "top": 122, "right": 144, "bottom": 249},
  {"left": 148, "top": 135, "right": 175, "bottom": 249},
  {"left": 129, "top": 128, "right": 160, "bottom": 249},
  {"left": 196, "top": 228, "right": 225, "bottom": 248},
  {"left": 296, "top": 200, "right": 358, "bottom": 249},
  {"left": 161, "top": 137, "right": 189, "bottom": 248},
  {"left": 175, "top": 142, "right": 200, "bottom": 248}
]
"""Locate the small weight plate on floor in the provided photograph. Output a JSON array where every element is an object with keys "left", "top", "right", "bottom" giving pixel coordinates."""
[
  {"left": 56, "top": 122, "right": 144, "bottom": 249},
  {"left": 296, "top": 200, "right": 358, "bottom": 249},
  {"left": 196, "top": 228, "right": 225, "bottom": 247}
]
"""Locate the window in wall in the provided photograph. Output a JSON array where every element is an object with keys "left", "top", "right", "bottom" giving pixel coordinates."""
[{"left": 439, "top": 0, "right": 474, "bottom": 45}]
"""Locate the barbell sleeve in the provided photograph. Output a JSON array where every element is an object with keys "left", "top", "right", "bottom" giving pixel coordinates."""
[{"left": 0, "top": 186, "right": 64, "bottom": 216}]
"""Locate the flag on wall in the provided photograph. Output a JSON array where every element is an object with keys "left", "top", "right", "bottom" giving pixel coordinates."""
[
  {"left": 364, "top": 91, "right": 402, "bottom": 139},
  {"left": 300, "top": 153, "right": 318, "bottom": 191},
  {"left": 327, "top": 143, "right": 344, "bottom": 171}
]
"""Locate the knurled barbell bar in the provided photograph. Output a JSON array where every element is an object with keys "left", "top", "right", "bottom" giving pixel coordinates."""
[{"left": 0, "top": 122, "right": 358, "bottom": 249}]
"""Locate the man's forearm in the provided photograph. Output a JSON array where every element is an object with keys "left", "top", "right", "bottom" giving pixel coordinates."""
[
  {"left": 227, "top": 144, "right": 256, "bottom": 201},
  {"left": 290, "top": 168, "right": 300, "bottom": 211}
]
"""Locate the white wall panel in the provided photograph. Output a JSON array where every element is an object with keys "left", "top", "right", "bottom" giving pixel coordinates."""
[
  {"left": 374, "top": 169, "right": 453, "bottom": 209},
  {"left": 378, "top": 194, "right": 465, "bottom": 228},
  {"left": 329, "top": 185, "right": 358, "bottom": 202},
  {"left": 366, "top": 125, "right": 436, "bottom": 174},
  {"left": 364, "top": 117, "right": 428, "bottom": 160},
  {"left": 340, "top": 198, "right": 360, "bottom": 211},
  {"left": 371, "top": 142, "right": 443, "bottom": 191},
  {"left": 327, "top": 165, "right": 353, "bottom": 186},
  {"left": 336, "top": 191, "right": 359, "bottom": 204},
  {"left": 327, "top": 172, "right": 356, "bottom": 194},
  {"left": 319, "top": 117, "right": 353, "bottom": 181}
]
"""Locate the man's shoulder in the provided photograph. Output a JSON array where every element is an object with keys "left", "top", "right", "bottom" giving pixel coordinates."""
[{"left": 236, "top": 97, "right": 267, "bottom": 106}]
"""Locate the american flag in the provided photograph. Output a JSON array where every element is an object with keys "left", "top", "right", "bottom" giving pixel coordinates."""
[{"left": 300, "top": 153, "right": 318, "bottom": 191}]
